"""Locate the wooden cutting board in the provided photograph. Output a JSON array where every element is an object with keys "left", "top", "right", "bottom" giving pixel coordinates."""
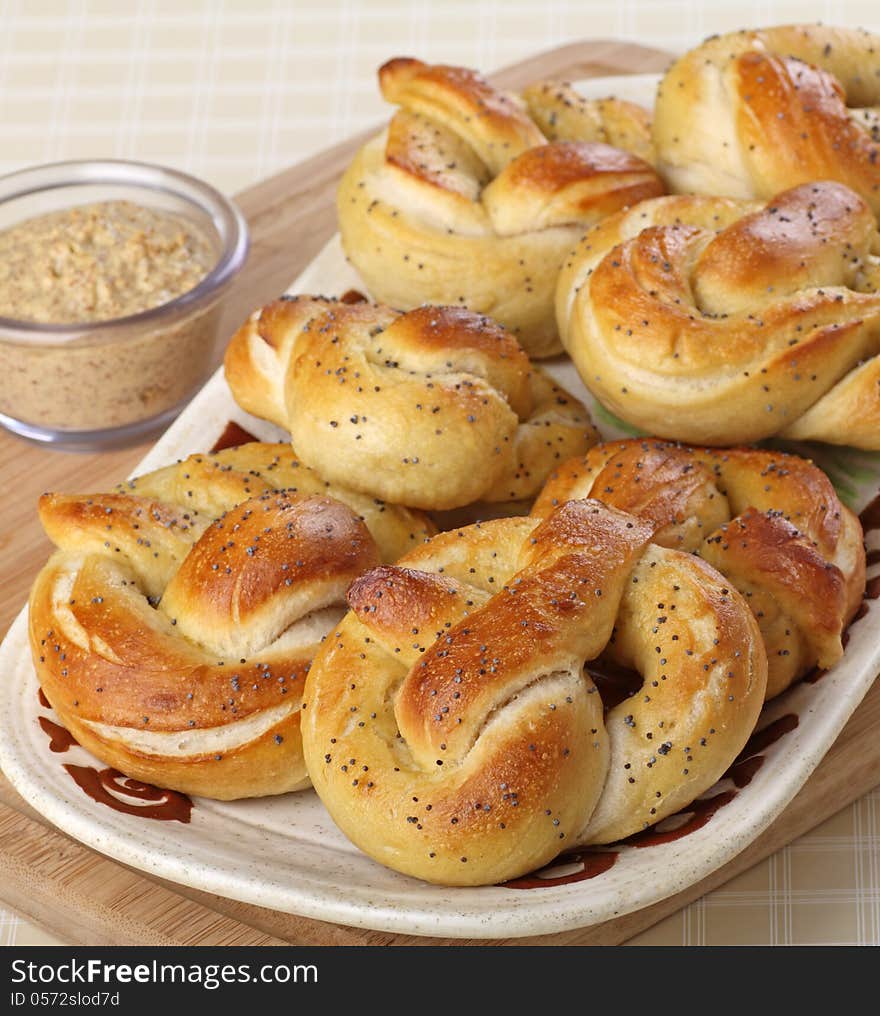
[{"left": 1, "top": 38, "right": 879, "bottom": 947}]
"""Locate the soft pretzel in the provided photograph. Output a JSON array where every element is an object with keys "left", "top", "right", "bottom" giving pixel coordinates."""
[
  {"left": 556, "top": 182, "right": 880, "bottom": 447},
  {"left": 652, "top": 24, "right": 880, "bottom": 213},
  {"left": 522, "top": 80, "right": 655, "bottom": 165},
  {"left": 336, "top": 58, "right": 664, "bottom": 358},
  {"left": 224, "top": 295, "right": 598, "bottom": 511},
  {"left": 27, "top": 441, "right": 438, "bottom": 799},
  {"left": 117, "top": 440, "right": 435, "bottom": 564},
  {"left": 301, "top": 498, "right": 767, "bottom": 885},
  {"left": 533, "top": 439, "right": 866, "bottom": 700}
]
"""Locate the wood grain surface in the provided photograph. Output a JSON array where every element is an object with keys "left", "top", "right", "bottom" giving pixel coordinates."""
[{"left": 1, "top": 38, "right": 877, "bottom": 947}]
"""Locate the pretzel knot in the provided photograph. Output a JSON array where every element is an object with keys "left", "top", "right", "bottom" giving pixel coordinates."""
[
  {"left": 557, "top": 182, "right": 880, "bottom": 447},
  {"left": 25, "top": 442, "right": 438, "bottom": 800},
  {"left": 301, "top": 498, "right": 767, "bottom": 886},
  {"left": 653, "top": 24, "right": 880, "bottom": 213},
  {"left": 534, "top": 440, "right": 866, "bottom": 701},
  {"left": 337, "top": 58, "right": 664, "bottom": 358},
  {"left": 225, "top": 295, "right": 597, "bottom": 511}
]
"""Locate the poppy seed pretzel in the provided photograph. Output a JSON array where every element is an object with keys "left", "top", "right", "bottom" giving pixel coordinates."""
[
  {"left": 25, "top": 441, "right": 429, "bottom": 800},
  {"left": 652, "top": 24, "right": 880, "bottom": 214},
  {"left": 533, "top": 439, "right": 866, "bottom": 700},
  {"left": 556, "top": 182, "right": 880, "bottom": 448},
  {"left": 522, "top": 80, "right": 655, "bottom": 166},
  {"left": 224, "top": 296, "right": 598, "bottom": 511},
  {"left": 116, "top": 440, "right": 436, "bottom": 564},
  {"left": 301, "top": 499, "right": 766, "bottom": 886},
  {"left": 336, "top": 58, "right": 664, "bottom": 358}
]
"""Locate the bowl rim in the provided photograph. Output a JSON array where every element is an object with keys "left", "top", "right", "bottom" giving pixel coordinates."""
[{"left": 0, "top": 158, "right": 250, "bottom": 341}]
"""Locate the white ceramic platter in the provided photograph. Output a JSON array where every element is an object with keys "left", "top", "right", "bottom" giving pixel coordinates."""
[{"left": 2, "top": 74, "right": 880, "bottom": 940}]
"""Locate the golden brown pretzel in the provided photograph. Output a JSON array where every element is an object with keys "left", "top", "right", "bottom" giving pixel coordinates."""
[
  {"left": 115, "top": 441, "right": 435, "bottom": 563},
  {"left": 336, "top": 58, "right": 664, "bottom": 358},
  {"left": 556, "top": 182, "right": 880, "bottom": 447},
  {"left": 301, "top": 498, "right": 766, "bottom": 885},
  {"left": 533, "top": 439, "right": 866, "bottom": 700},
  {"left": 653, "top": 24, "right": 880, "bottom": 213},
  {"left": 522, "top": 80, "right": 655, "bottom": 164},
  {"left": 26, "top": 442, "right": 437, "bottom": 799},
  {"left": 224, "top": 295, "right": 597, "bottom": 511}
]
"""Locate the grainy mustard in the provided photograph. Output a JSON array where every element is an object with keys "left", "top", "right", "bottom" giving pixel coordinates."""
[
  {"left": 0, "top": 200, "right": 216, "bottom": 324},
  {"left": 0, "top": 200, "right": 226, "bottom": 434}
]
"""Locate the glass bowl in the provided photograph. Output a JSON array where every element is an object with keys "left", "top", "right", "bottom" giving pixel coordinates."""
[{"left": 0, "top": 159, "right": 249, "bottom": 450}]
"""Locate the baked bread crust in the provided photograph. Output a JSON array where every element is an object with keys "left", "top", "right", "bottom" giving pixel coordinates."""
[
  {"left": 652, "top": 24, "right": 880, "bottom": 213},
  {"left": 556, "top": 182, "right": 880, "bottom": 447},
  {"left": 534, "top": 439, "right": 866, "bottom": 699},
  {"left": 26, "top": 442, "right": 437, "bottom": 799},
  {"left": 337, "top": 58, "right": 664, "bottom": 358},
  {"left": 301, "top": 499, "right": 766, "bottom": 884},
  {"left": 224, "top": 295, "right": 598, "bottom": 510}
]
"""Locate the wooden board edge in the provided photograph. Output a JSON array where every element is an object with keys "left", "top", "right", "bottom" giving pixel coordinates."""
[{"left": 0, "top": 792, "right": 285, "bottom": 946}]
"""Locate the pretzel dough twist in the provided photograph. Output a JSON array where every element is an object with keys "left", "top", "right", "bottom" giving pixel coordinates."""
[
  {"left": 652, "top": 24, "right": 880, "bottom": 213},
  {"left": 556, "top": 182, "right": 880, "bottom": 447},
  {"left": 27, "top": 442, "right": 436, "bottom": 799},
  {"left": 225, "top": 295, "right": 597, "bottom": 511},
  {"left": 534, "top": 440, "right": 866, "bottom": 700},
  {"left": 337, "top": 58, "right": 664, "bottom": 357},
  {"left": 301, "top": 498, "right": 766, "bottom": 885}
]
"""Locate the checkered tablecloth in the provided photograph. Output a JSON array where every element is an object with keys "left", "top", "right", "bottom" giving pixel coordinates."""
[{"left": 1, "top": 0, "right": 879, "bottom": 947}]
